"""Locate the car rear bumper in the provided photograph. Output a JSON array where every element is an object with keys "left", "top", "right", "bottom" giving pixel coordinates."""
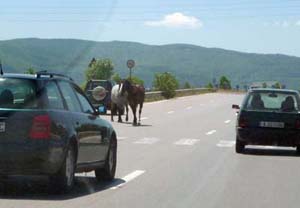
[
  {"left": 0, "top": 141, "right": 65, "bottom": 176},
  {"left": 237, "top": 127, "right": 300, "bottom": 147}
]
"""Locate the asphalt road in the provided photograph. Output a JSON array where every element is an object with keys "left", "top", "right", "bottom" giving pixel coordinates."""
[{"left": 1, "top": 92, "right": 300, "bottom": 208}]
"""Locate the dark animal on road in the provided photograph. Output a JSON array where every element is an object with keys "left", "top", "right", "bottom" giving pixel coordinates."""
[
  {"left": 111, "top": 83, "right": 129, "bottom": 123},
  {"left": 121, "top": 79, "right": 145, "bottom": 126}
]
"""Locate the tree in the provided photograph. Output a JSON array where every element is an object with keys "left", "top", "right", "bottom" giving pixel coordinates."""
[
  {"left": 183, "top": 81, "right": 192, "bottom": 89},
  {"left": 153, "top": 72, "right": 179, "bottom": 99},
  {"left": 219, "top": 76, "right": 232, "bottom": 89},
  {"left": 262, "top": 82, "right": 267, "bottom": 88},
  {"left": 128, "top": 76, "right": 144, "bottom": 85},
  {"left": 85, "top": 58, "right": 114, "bottom": 81},
  {"left": 25, "top": 67, "right": 35, "bottom": 74},
  {"left": 273, "top": 82, "right": 281, "bottom": 89},
  {"left": 112, "top": 73, "right": 122, "bottom": 84},
  {"left": 206, "top": 82, "right": 214, "bottom": 89}
]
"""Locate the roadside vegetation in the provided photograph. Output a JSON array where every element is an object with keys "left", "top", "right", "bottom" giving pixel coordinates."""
[{"left": 153, "top": 72, "right": 179, "bottom": 99}]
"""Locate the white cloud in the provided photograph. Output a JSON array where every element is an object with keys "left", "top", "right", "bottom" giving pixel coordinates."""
[
  {"left": 296, "top": 20, "right": 300, "bottom": 26},
  {"left": 145, "top": 12, "right": 203, "bottom": 29}
]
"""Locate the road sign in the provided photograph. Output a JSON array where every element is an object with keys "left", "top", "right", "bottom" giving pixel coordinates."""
[
  {"left": 127, "top": 59, "right": 135, "bottom": 69},
  {"left": 127, "top": 59, "right": 135, "bottom": 80}
]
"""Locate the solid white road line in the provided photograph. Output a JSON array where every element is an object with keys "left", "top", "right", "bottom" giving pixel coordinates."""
[
  {"left": 134, "top": 137, "right": 160, "bottom": 145},
  {"left": 111, "top": 170, "right": 146, "bottom": 190},
  {"left": 167, "top": 111, "right": 175, "bottom": 114},
  {"left": 206, "top": 130, "right": 217, "bottom": 135},
  {"left": 224, "top": 120, "right": 231, "bottom": 124},
  {"left": 174, "top": 138, "right": 200, "bottom": 146}
]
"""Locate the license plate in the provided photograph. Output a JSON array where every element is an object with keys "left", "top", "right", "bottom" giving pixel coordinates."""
[
  {"left": 0, "top": 122, "right": 5, "bottom": 132},
  {"left": 259, "top": 121, "right": 284, "bottom": 128}
]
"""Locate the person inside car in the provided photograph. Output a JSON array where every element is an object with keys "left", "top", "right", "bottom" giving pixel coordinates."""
[
  {"left": 250, "top": 93, "right": 264, "bottom": 109},
  {"left": 281, "top": 96, "right": 296, "bottom": 112}
]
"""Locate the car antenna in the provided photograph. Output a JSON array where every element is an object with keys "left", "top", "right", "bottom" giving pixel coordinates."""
[{"left": 0, "top": 59, "right": 3, "bottom": 75}]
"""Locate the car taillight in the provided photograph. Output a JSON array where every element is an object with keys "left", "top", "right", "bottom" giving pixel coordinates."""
[
  {"left": 29, "top": 115, "right": 51, "bottom": 139},
  {"left": 238, "top": 117, "right": 248, "bottom": 128},
  {"left": 295, "top": 120, "right": 300, "bottom": 129}
]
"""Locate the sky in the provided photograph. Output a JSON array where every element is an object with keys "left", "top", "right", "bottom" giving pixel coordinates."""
[{"left": 1, "top": 0, "right": 300, "bottom": 56}]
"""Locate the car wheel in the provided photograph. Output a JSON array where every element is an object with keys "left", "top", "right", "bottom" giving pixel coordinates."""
[
  {"left": 95, "top": 137, "right": 117, "bottom": 181},
  {"left": 49, "top": 145, "right": 76, "bottom": 193},
  {"left": 236, "top": 137, "right": 245, "bottom": 153}
]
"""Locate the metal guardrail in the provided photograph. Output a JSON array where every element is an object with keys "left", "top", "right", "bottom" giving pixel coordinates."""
[{"left": 144, "top": 88, "right": 216, "bottom": 101}]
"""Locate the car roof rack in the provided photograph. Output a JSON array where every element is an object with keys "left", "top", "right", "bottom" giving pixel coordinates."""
[{"left": 36, "top": 71, "right": 73, "bottom": 81}]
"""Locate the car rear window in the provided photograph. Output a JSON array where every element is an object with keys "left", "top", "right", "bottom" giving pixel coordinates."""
[
  {"left": 0, "top": 78, "right": 37, "bottom": 109},
  {"left": 245, "top": 92, "right": 299, "bottom": 112}
]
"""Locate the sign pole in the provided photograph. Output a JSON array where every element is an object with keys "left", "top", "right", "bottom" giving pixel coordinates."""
[{"left": 126, "top": 60, "right": 135, "bottom": 82}]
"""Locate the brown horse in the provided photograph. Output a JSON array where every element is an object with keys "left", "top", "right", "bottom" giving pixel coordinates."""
[{"left": 121, "top": 79, "right": 145, "bottom": 126}]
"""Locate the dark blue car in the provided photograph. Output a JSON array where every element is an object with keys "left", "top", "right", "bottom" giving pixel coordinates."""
[
  {"left": 233, "top": 88, "right": 300, "bottom": 153},
  {"left": 0, "top": 72, "right": 117, "bottom": 193}
]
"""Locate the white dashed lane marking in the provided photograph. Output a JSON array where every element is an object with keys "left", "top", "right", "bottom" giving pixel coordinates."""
[
  {"left": 167, "top": 111, "right": 175, "bottom": 114},
  {"left": 174, "top": 138, "right": 200, "bottom": 146},
  {"left": 217, "top": 140, "right": 235, "bottom": 147},
  {"left": 224, "top": 120, "right": 231, "bottom": 124},
  {"left": 141, "top": 117, "right": 149, "bottom": 121},
  {"left": 206, "top": 130, "right": 217, "bottom": 135},
  {"left": 134, "top": 137, "right": 160, "bottom": 145},
  {"left": 111, "top": 170, "right": 146, "bottom": 190}
]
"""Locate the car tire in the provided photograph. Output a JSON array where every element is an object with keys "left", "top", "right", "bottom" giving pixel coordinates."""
[
  {"left": 95, "top": 137, "right": 117, "bottom": 181},
  {"left": 236, "top": 138, "right": 245, "bottom": 153},
  {"left": 49, "top": 145, "right": 76, "bottom": 193}
]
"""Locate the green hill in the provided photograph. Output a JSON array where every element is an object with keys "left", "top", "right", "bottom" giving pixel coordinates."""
[{"left": 1, "top": 38, "right": 300, "bottom": 89}]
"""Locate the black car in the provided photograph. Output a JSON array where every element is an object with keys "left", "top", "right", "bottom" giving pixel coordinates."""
[
  {"left": 233, "top": 88, "right": 300, "bottom": 153},
  {"left": 0, "top": 72, "right": 117, "bottom": 192},
  {"left": 84, "top": 80, "right": 114, "bottom": 114}
]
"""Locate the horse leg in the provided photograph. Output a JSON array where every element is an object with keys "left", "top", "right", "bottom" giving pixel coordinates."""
[
  {"left": 131, "top": 104, "right": 137, "bottom": 126},
  {"left": 118, "top": 106, "right": 123, "bottom": 123},
  {"left": 138, "top": 102, "right": 143, "bottom": 124},
  {"left": 125, "top": 104, "right": 129, "bottom": 122},
  {"left": 111, "top": 103, "right": 115, "bottom": 122}
]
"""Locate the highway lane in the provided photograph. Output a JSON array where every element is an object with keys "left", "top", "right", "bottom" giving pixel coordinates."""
[{"left": 1, "top": 92, "right": 300, "bottom": 208}]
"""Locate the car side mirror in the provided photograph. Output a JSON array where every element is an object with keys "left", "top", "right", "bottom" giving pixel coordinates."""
[{"left": 232, "top": 104, "right": 240, "bottom": 109}]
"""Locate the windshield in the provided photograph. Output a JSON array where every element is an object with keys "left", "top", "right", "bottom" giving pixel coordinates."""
[{"left": 0, "top": 78, "right": 38, "bottom": 109}]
